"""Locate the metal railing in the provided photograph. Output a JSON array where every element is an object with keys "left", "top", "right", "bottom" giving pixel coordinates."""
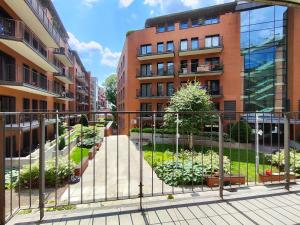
[
  {"left": 0, "top": 64, "right": 56, "bottom": 94},
  {"left": 25, "top": 0, "right": 61, "bottom": 45},
  {"left": 137, "top": 48, "right": 175, "bottom": 57},
  {"left": 1, "top": 111, "right": 299, "bottom": 224},
  {"left": 136, "top": 89, "right": 173, "bottom": 98},
  {"left": 179, "top": 36, "right": 223, "bottom": 52},
  {"left": 178, "top": 63, "right": 224, "bottom": 75},
  {"left": 136, "top": 67, "right": 175, "bottom": 78},
  {"left": 0, "top": 17, "right": 58, "bottom": 68},
  {"left": 53, "top": 47, "right": 73, "bottom": 64},
  {"left": 55, "top": 68, "right": 74, "bottom": 82}
]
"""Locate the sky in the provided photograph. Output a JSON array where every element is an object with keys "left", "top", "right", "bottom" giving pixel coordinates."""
[{"left": 52, "top": 0, "right": 233, "bottom": 85}]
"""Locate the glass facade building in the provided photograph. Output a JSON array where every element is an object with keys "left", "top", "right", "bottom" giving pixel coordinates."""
[{"left": 240, "top": 6, "right": 288, "bottom": 112}]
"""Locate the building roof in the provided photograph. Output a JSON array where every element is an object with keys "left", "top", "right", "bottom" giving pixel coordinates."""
[
  {"left": 71, "top": 50, "right": 87, "bottom": 73},
  {"left": 145, "top": 1, "right": 237, "bottom": 28}
]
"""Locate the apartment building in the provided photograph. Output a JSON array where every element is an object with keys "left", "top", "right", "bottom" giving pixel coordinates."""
[
  {"left": 97, "top": 86, "right": 107, "bottom": 110},
  {"left": 0, "top": 0, "right": 91, "bottom": 157},
  {"left": 117, "top": 1, "right": 300, "bottom": 134},
  {"left": 90, "top": 77, "right": 98, "bottom": 111}
]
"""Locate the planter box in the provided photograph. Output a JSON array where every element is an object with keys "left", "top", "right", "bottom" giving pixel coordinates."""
[
  {"left": 74, "top": 157, "right": 89, "bottom": 176},
  {"left": 206, "top": 175, "right": 246, "bottom": 187},
  {"left": 88, "top": 146, "right": 97, "bottom": 160},
  {"left": 259, "top": 173, "right": 296, "bottom": 183}
]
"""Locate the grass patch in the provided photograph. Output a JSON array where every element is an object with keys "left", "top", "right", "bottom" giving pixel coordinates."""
[
  {"left": 70, "top": 147, "right": 90, "bottom": 164},
  {"left": 143, "top": 143, "right": 278, "bottom": 182}
]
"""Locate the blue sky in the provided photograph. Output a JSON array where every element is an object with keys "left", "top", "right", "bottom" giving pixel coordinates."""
[{"left": 52, "top": 0, "right": 233, "bottom": 85}]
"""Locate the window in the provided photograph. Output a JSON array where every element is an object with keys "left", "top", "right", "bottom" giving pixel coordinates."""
[
  {"left": 180, "top": 39, "right": 188, "bottom": 51},
  {"left": 191, "top": 59, "right": 199, "bottom": 73},
  {"left": 39, "top": 100, "right": 47, "bottom": 112},
  {"left": 167, "top": 62, "right": 174, "bottom": 75},
  {"left": 191, "top": 38, "right": 199, "bottom": 50},
  {"left": 140, "top": 44, "right": 152, "bottom": 55},
  {"left": 180, "top": 21, "right": 188, "bottom": 29},
  {"left": 167, "top": 83, "right": 174, "bottom": 96},
  {"left": 224, "top": 101, "right": 236, "bottom": 120},
  {"left": 24, "top": 29, "right": 30, "bottom": 43},
  {"left": 167, "top": 41, "right": 174, "bottom": 52},
  {"left": 157, "top": 62, "right": 164, "bottom": 75},
  {"left": 0, "top": 95, "right": 16, "bottom": 124},
  {"left": 205, "top": 57, "right": 220, "bottom": 65},
  {"left": 32, "top": 69, "right": 38, "bottom": 86},
  {"left": 5, "top": 136, "right": 16, "bottom": 157},
  {"left": 157, "top": 42, "right": 164, "bottom": 53},
  {"left": 167, "top": 22, "right": 174, "bottom": 31},
  {"left": 180, "top": 60, "right": 188, "bottom": 73},
  {"left": 140, "top": 64, "right": 152, "bottom": 76},
  {"left": 204, "top": 17, "right": 220, "bottom": 25},
  {"left": 32, "top": 37, "right": 38, "bottom": 50},
  {"left": 205, "top": 35, "right": 220, "bottom": 48},
  {"left": 141, "top": 83, "right": 152, "bottom": 97},
  {"left": 192, "top": 18, "right": 205, "bottom": 27},
  {"left": 156, "top": 25, "right": 165, "bottom": 33},
  {"left": 157, "top": 83, "right": 163, "bottom": 96},
  {"left": 157, "top": 103, "right": 164, "bottom": 117},
  {"left": 23, "top": 98, "right": 30, "bottom": 112},
  {"left": 205, "top": 80, "right": 220, "bottom": 95},
  {"left": 23, "top": 64, "right": 30, "bottom": 83},
  {"left": 140, "top": 103, "right": 152, "bottom": 117}
]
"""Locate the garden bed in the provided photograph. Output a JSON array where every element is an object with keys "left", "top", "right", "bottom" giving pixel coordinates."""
[
  {"left": 206, "top": 175, "right": 246, "bottom": 187},
  {"left": 74, "top": 157, "right": 89, "bottom": 176},
  {"left": 259, "top": 173, "right": 296, "bottom": 183}
]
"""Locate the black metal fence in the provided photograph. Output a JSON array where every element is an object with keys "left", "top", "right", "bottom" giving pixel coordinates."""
[{"left": 0, "top": 111, "right": 299, "bottom": 224}]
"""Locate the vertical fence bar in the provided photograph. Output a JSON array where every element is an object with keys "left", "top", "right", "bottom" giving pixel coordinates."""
[
  {"left": 0, "top": 115, "right": 5, "bottom": 225},
  {"left": 139, "top": 112, "right": 143, "bottom": 209},
  {"left": 219, "top": 113, "right": 224, "bottom": 199},
  {"left": 284, "top": 114, "right": 290, "bottom": 191},
  {"left": 39, "top": 114, "right": 45, "bottom": 221}
]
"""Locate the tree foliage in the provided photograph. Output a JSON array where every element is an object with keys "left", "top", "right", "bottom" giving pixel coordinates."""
[
  {"left": 164, "top": 81, "right": 214, "bottom": 136},
  {"left": 103, "top": 74, "right": 117, "bottom": 111}
]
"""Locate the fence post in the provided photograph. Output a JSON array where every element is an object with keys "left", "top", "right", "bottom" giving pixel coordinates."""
[
  {"left": 39, "top": 114, "right": 45, "bottom": 221},
  {"left": 0, "top": 115, "right": 5, "bottom": 225},
  {"left": 219, "top": 113, "right": 224, "bottom": 199},
  {"left": 139, "top": 112, "right": 143, "bottom": 210},
  {"left": 284, "top": 114, "right": 290, "bottom": 191}
]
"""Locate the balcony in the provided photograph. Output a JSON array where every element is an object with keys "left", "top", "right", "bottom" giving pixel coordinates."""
[
  {"left": 54, "top": 47, "right": 73, "bottom": 67},
  {"left": 77, "top": 85, "right": 88, "bottom": 96},
  {"left": 0, "top": 64, "right": 58, "bottom": 97},
  {"left": 179, "top": 37, "right": 223, "bottom": 57},
  {"left": 4, "top": 0, "right": 61, "bottom": 48},
  {"left": 0, "top": 17, "right": 59, "bottom": 73},
  {"left": 76, "top": 72, "right": 88, "bottom": 85},
  {"left": 205, "top": 86, "right": 223, "bottom": 98},
  {"left": 136, "top": 68, "right": 175, "bottom": 80},
  {"left": 137, "top": 49, "right": 175, "bottom": 61},
  {"left": 179, "top": 63, "right": 223, "bottom": 77},
  {"left": 136, "top": 90, "right": 171, "bottom": 99},
  {"left": 56, "top": 91, "right": 74, "bottom": 101},
  {"left": 54, "top": 69, "right": 74, "bottom": 84}
]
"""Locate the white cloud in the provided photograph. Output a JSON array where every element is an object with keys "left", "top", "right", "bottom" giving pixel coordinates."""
[
  {"left": 82, "top": 0, "right": 100, "bottom": 7},
  {"left": 68, "top": 32, "right": 121, "bottom": 68},
  {"left": 150, "top": 10, "right": 154, "bottom": 15},
  {"left": 144, "top": 0, "right": 233, "bottom": 14},
  {"left": 119, "top": 0, "right": 134, "bottom": 8}
]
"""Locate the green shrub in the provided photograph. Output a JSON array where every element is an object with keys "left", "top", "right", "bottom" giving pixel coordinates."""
[
  {"left": 271, "top": 150, "right": 300, "bottom": 173},
  {"left": 229, "top": 121, "right": 252, "bottom": 143},
  {"left": 59, "top": 136, "right": 66, "bottom": 150},
  {"left": 5, "top": 169, "right": 19, "bottom": 189},
  {"left": 155, "top": 161, "right": 207, "bottom": 186},
  {"left": 16, "top": 159, "right": 75, "bottom": 189},
  {"left": 80, "top": 114, "right": 89, "bottom": 127},
  {"left": 58, "top": 123, "right": 66, "bottom": 136},
  {"left": 80, "top": 137, "right": 102, "bottom": 148}
]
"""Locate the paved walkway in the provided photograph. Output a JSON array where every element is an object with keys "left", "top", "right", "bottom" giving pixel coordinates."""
[
  {"left": 60, "top": 135, "right": 178, "bottom": 203},
  {"left": 7, "top": 185, "right": 300, "bottom": 224}
]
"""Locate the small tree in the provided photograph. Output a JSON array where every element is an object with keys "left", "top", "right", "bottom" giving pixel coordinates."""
[
  {"left": 59, "top": 136, "right": 66, "bottom": 150},
  {"left": 58, "top": 123, "right": 65, "bottom": 136},
  {"left": 103, "top": 74, "right": 117, "bottom": 111},
  {"left": 80, "top": 114, "right": 89, "bottom": 127},
  {"left": 164, "top": 81, "right": 214, "bottom": 149},
  {"left": 229, "top": 121, "right": 253, "bottom": 143}
]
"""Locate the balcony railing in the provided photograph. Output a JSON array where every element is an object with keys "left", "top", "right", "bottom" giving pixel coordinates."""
[
  {"left": 53, "top": 47, "right": 73, "bottom": 66},
  {"left": 136, "top": 89, "right": 172, "bottom": 99},
  {"left": 77, "top": 85, "right": 88, "bottom": 95},
  {"left": 137, "top": 48, "right": 175, "bottom": 60},
  {"left": 0, "top": 17, "right": 58, "bottom": 71},
  {"left": 179, "top": 37, "right": 223, "bottom": 56},
  {"left": 25, "top": 0, "right": 61, "bottom": 45},
  {"left": 179, "top": 63, "right": 223, "bottom": 76},
  {"left": 54, "top": 68, "right": 74, "bottom": 83},
  {"left": 136, "top": 67, "right": 175, "bottom": 79},
  {"left": 204, "top": 85, "right": 223, "bottom": 97},
  {"left": 0, "top": 64, "right": 56, "bottom": 94}
]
